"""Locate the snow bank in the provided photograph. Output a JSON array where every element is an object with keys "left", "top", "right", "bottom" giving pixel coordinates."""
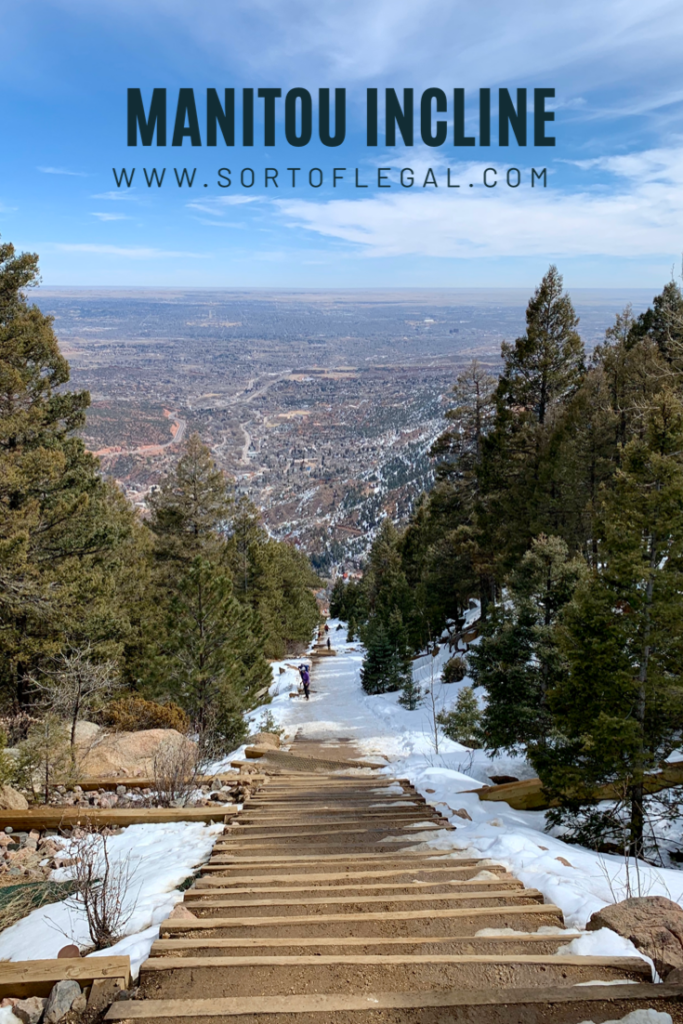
[{"left": 0, "top": 820, "right": 223, "bottom": 977}]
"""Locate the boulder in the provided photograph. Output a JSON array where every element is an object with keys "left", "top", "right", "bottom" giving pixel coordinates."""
[
  {"left": 168, "top": 904, "right": 196, "bottom": 920},
  {"left": 251, "top": 732, "right": 280, "bottom": 750},
  {"left": 43, "top": 981, "right": 82, "bottom": 1024},
  {"left": 587, "top": 896, "right": 683, "bottom": 977},
  {"left": 76, "top": 728, "right": 195, "bottom": 778},
  {"left": 0, "top": 786, "right": 28, "bottom": 811},
  {"left": 13, "top": 997, "right": 47, "bottom": 1024},
  {"left": 72, "top": 720, "right": 101, "bottom": 746}
]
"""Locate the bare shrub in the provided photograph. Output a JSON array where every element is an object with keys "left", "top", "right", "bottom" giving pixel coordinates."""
[
  {"left": 64, "top": 826, "right": 137, "bottom": 950},
  {"left": 153, "top": 737, "right": 199, "bottom": 807},
  {"left": 32, "top": 645, "right": 121, "bottom": 748}
]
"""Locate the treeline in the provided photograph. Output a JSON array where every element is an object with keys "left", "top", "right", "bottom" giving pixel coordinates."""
[
  {"left": 332, "top": 265, "right": 683, "bottom": 860},
  {"left": 0, "top": 239, "right": 320, "bottom": 752}
]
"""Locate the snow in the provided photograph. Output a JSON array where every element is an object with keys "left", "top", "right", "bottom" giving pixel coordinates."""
[
  {"left": 263, "top": 618, "right": 683, "bottom": 976},
  {"left": 0, "top": 821, "right": 223, "bottom": 978}
]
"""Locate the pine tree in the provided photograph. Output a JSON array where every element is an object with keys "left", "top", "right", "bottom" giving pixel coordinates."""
[
  {"left": 470, "top": 534, "right": 584, "bottom": 753},
  {"left": 149, "top": 432, "right": 232, "bottom": 547},
  {"left": 0, "top": 238, "right": 140, "bottom": 706},
  {"left": 496, "top": 265, "right": 585, "bottom": 426},
  {"left": 437, "top": 686, "right": 482, "bottom": 747},
  {"left": 534, "top": 390, "right": 683, "bottom": 858}
]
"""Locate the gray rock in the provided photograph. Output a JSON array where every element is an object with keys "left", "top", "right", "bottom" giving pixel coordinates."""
[
  {"left": 13, "top": 996, "right": 47, "bottom": 1024},
  {"left": 44, "top": 980, "right": 82, "bottom": 1023},
  {"left": 587, "top": 895, "right": 683, "bottom": 978},
  {"left": 116, "top": 785, "right": 126, "bottom": 796}
]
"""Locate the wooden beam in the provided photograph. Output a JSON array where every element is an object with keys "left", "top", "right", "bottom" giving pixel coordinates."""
[
  {"left": 140, "top": 953, "right": 647, "bottom": 972},
  {"left": 158, "top": 903, "right": 564, "bottom": 931},
  {"left": 150, "top": 933, "right": 581, "bottom": 952},
  {"left": 182, "top": 889, "right": 542, "bottom": 910},
  {"left": 0, "top": 956, "right": 130, "bottom": 999},
  {"left": 0, "top": 807, "right": 231, "bottom": 830},
  {"left": 105, "top": 983, "right": 683, "bottom": 1019}
]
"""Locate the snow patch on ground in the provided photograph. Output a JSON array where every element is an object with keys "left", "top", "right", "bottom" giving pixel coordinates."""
[{"left": 0, "top": 821, "right": 223, "bottom": 977}]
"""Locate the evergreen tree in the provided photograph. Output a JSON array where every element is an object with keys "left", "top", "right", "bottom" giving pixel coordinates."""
[
  {"left": 0, "top": 238, "right": 141, "bottom": 706},
  {"left": 360, "top": 612, "right": 412, "bottom": 696},
  {"left": 470, "top": 534, "right": 584, "bottom": 753},
  {"left": 437, "top": 686, "right": 482, "bottom": 747},
  {"left": 534, "top": 390, "right": 683, "bottom": 858},
  {"left": 496, "top": 265, "right": 585, "bottom": 426}
]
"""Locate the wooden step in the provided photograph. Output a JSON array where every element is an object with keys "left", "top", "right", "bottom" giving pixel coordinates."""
[
  {"left": 191, "top": 878, "right": 518, "bottom": 896},
  {"left": 104, "top": 982, "right": 683, "bottom": 1022},
  {"left": 183, "top": 889, "right": 540, "bottom": 914},
  {"left": 207, "top": 852, "right": 478, "bottom": 865},
  {"left": 0, "top": 956, "right": 130, "bottom": 999},
  {"left": 137, "top": 954, "right": 650, "bottom": 998},
  {"left": 159, "top": 903, "right": 565, "bottom": 938},
  {"left": 196, "top": 864, "right": 506, "bottom": 883},
  {"left": 149, "top": 933, "right": 582, "bottom": 957},
  {"left": 219, "top": 826, "right": 445, "bottom": 842}
]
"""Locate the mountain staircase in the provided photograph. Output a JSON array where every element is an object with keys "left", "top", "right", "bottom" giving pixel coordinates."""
[{"left": 106, "top": 749, "right": 683, "bottom": 1023}]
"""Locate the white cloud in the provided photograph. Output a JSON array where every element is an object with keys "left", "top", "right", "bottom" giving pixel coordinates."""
[
  {"left": 53, "top": 244, "right": 207, "bottom": 259},
  {"left": 90, "top": 190, "right": 138, "bottom": 201},
  {"left": 38, "top": 166, "right": 87, "bottom": 177},
  {"left": 90, "top": 212, "right": 130, "bottom": 221},
  {"left": 186, "top": 196, "right": 263, "bottom": 216},
  {"left": 274, "top": 147, "right": 683, "bottom": 259}
]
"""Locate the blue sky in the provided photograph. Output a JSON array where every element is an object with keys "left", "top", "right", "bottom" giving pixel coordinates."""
[{"left": 2, "top": 0, "right": 683, "bottom": 287}]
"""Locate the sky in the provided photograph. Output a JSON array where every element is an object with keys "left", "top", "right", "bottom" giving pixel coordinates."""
[{"left": 2, "top": 0, "right": 683, "bottom": 288}]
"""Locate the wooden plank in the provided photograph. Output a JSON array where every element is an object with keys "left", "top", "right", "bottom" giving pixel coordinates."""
[
  {"left": 189, "top": 880, "right": 521, "bottom": 896},
  {"left": 219, "top": 827, "right": 444, "bottom": 841},
  {"left": 159, "top": 903, "right": 564, "bottom": 930},
  {"left": 196, "top": 864, "right": 505, "bottom": 883},
  {"left": 0, "top": 956, "right": 130, "bottom": 999},
  {"left": 224, "top": 823, "right": 443, "bottom": 835},
  {"left": 0, "top": 808, "right": 231, "bottom": 830},
  {"left": 475, "top": 763, "right": 683, "bottom": 811},
  {"left": 207, "top": 852, "right": 473, "bottom": 864},
  {"left": 105, "top": 983, "right": 683, "bottom": 1019},
  {"left": 150, "top": 933, "right": 582, "bottom": 951},
  {"left": 183, "top": 888, "right": 540, "bottom": 913},
  {"left": 231, "top": 813, "right": 436, "bottom": 825},
  {"left": 140, "top": 953, "right": 648, "bottom": 971},
  {"left": 182, "top": 889, "right": 542, "bottom": 910}
]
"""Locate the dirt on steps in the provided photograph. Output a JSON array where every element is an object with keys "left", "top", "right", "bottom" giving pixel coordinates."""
[{"left": 112, "top": 737, "right": 680, "bottom": 1024}]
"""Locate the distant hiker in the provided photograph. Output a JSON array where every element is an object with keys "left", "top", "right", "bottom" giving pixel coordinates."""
[
  {"left": 299, "top": 664, "right": 310, "bottom": 699},
  {"left": 324, "top": 624, "right": 329, "bottom": 633},
  {"left": 327, "top": 637, "right": 331, "bottom": 650}
]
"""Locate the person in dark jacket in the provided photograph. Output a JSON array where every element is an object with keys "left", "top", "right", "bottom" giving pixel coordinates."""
[{"left": 299, "top": 664, "right": 310, "bottom": 699}]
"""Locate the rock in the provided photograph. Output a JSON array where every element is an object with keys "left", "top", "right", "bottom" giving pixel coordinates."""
[
  {"left": 666, "top": 966, "right": 683, "bottom": 984},
  {"left": 0, "top": 785, "right": 28, "bottom": 811},
  {"left": 488, "top": 774, "right": 519, "bottom": 785},
  {"left": 76, "top": 728, "right": 195, "bottom": 778},
  {"left": 43, "top": 981, "right": 82, "bottom": 1023},
  {"left": 168, "top": 904, "right": 196, "bottom": 920},
  {"left": 13, "top": 997, "right": 47, "bottom": 1024},
  {"left": 57, "top": 944, "right": 80, "bottom": 958},
  {"left": 587, "top": 896, "right": 683, "bottom": 977},
  {"left": 251, "top": 732, "right": 280, "bottom": 749},
  {"left": 452, "top": 808, "right": 472, "bottom": 821},
  {"left": 72, "top": 720, "right": 101, "bottom": 745},
  {"left": 116, "top": 785, "right": 127, "bottom": 796},
  {"left": 71, "top": 994, "right": 87, "bottom": 1014}
]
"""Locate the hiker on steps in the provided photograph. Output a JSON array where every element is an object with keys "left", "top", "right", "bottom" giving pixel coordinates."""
[{"left": 299, "top": 664, "right": 310, "bottom": 699}]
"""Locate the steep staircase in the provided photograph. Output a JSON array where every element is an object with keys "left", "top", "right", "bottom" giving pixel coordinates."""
[{"left": 107, "top": 748, "right": 683, "bottom": 1023}]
